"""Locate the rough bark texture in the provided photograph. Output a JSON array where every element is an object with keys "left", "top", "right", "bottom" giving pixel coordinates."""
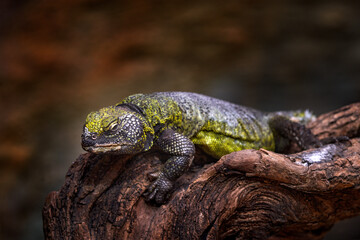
[{"left": 43, "top": 103, "right": 360, "bottom": 240}]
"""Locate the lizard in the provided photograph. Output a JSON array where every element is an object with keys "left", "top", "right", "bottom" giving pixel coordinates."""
[{"left": 81, "top": 91, "right": 320, "bottom": 204}]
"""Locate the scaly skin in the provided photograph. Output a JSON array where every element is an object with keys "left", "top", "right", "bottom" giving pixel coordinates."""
[{"left": 81, "top": 92, "right": 316, "bottom": 204}]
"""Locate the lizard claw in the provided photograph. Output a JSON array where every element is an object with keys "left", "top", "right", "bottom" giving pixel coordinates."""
[
  {"left": 147, "top": 171, "right": 161, "bottom": 181},
  {"left": 320, "top": 136, "right": 350, "bottom": 145},
  {"left": 143, "top": 175, "right": 173, "bottom": 205}
]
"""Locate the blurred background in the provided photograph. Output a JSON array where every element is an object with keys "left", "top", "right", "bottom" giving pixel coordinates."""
[{"left": 0, "top": 0, "right": 359, "bottom": 239}]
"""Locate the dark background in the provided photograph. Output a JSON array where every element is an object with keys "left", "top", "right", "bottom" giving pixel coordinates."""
[{"left": 0, "top": 0, "right": 359, "bottom": 239}]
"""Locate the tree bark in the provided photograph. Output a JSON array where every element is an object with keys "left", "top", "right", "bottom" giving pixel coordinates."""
[{"left": 43, "top": 103, "right": 360, "bottom": 240}]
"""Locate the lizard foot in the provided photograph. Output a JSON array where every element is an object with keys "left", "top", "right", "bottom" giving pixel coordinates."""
[{"left": 143, "top": 174, "right": 173, "bottom": 205}]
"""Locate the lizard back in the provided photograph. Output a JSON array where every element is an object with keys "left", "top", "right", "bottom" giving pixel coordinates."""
[{"left": 119, "top": 92, "right": 275, "bottom": 158}]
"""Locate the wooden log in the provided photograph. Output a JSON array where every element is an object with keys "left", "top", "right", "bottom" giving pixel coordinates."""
[{"left": 43, "top": 103, "right": 360, "bottom": 239}]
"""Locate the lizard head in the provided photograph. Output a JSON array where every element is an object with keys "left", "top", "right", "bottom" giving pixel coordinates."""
[{"left": 81, "top": 105, "right": 154, "bottom": 154}]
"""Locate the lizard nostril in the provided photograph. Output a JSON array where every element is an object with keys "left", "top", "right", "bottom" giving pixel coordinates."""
[{"left": 91, "top": 133, "right": 98, "bottom": 140}]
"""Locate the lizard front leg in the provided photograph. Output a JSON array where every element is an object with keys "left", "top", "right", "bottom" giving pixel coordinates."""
[{"left": 143, "top": 129, "right": 195, "bottom": 204}]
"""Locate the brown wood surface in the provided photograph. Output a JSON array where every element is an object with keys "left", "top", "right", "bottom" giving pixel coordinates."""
[{"left": 43, "top": 103, "right": 360, "bottom": 240}]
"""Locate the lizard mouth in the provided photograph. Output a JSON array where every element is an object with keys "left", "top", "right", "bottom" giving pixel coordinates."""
[{"left": 84, "top": 143, "right": 128, "bottom": 153}]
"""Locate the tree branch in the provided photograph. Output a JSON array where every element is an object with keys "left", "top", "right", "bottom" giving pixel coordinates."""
[{"left": 43, "top": 103, "right": 360, "bottom": 239}]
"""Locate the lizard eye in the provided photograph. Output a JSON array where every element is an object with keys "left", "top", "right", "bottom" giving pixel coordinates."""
[{"left": 109, "top": 122, "right": 119, "bottom": 132}]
